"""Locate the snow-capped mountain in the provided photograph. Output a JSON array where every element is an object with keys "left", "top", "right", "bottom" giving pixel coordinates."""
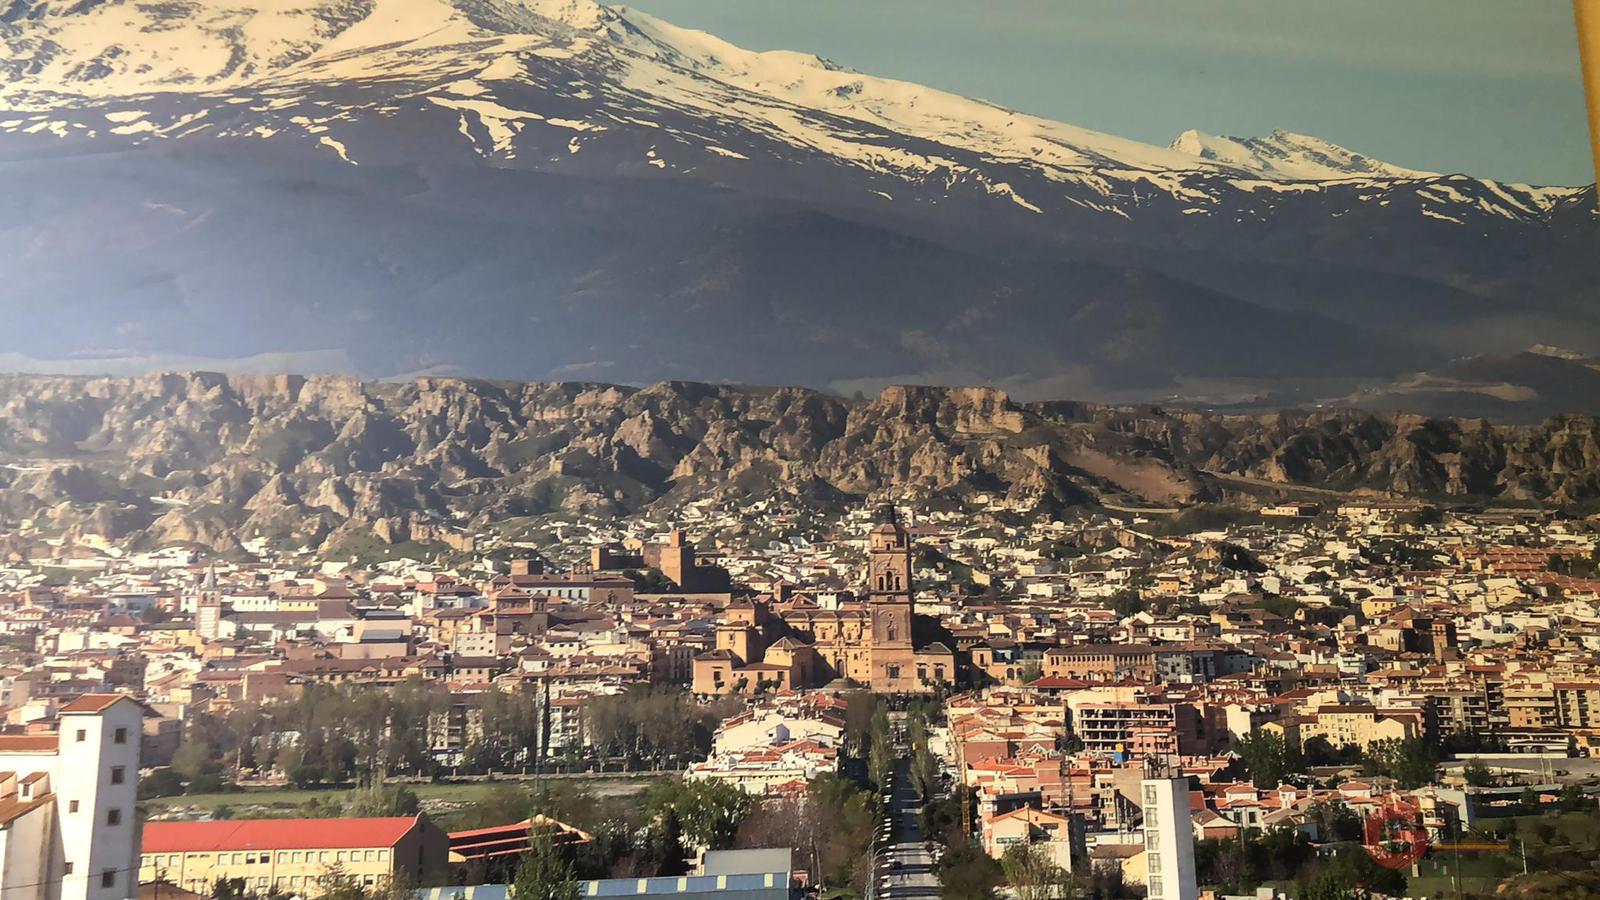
[
  {"left": 0, "top": 0, "right": 1335, "bottom": 177},
  {"left": 0, "top": 0, "right": 1595, "bottom": 413},
  {"left": 1167, "top": 128, "right": 1434, "bottom": 181},
  {"left": 0, "top": 0, "right": 1570, "bottom": 198}
]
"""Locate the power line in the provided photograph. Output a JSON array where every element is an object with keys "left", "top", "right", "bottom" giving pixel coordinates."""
[{"left": 0, "top": 860, "right": 144, "bottom": 893}]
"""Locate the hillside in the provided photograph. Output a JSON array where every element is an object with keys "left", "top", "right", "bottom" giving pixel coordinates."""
[
  {"left": 2, "top": 373, "right": 1598, "bottom": 554},
  {"left": 0, "top": 0, "right": 1595, "bottom": 414}
]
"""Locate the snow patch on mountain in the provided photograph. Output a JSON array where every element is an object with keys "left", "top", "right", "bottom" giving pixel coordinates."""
[
  {"left": 1169, "top": 128, "right": 1433, "bottom": 181},
  {"left": 0, "top": 0, "right": 1582, "bottom": 227}
]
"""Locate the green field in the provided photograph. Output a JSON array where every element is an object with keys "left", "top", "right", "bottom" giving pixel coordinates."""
[{"left": 142, "top": 777, "right": 659, "bottom": 831}]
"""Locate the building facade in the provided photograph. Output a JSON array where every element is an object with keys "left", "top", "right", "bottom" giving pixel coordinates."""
[
  {"left": 140, "top": 817, "right": 448, "bottom": 897},
  {"left": 0, "top": 694, "right": 145, "bottom": 900},
  {"left": 1141, "top": 777, "right": 1198, "bottom": 900},
  {"left": 691, "top": 508, "right": 954, "bottom": 694}
]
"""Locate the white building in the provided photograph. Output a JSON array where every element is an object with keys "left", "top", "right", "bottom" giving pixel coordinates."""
[
  {"left": 0, "top": 694, "right": 146, "bottom": 900},
  {"left": 1140, "top": 777, "right": 1198, "bottom": 900}
]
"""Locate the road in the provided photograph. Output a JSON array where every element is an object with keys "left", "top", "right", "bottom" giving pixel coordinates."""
[{"left": 874, "top": 755, "right": 941, "bottom": 900}]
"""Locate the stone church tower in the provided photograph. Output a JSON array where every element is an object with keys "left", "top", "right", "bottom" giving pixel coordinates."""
[{"left": 867, "top": 507, "right": 919, "bottom": 690}]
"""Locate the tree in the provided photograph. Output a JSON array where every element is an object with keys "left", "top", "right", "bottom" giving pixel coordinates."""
[
  {"left": 1306, "top": 800, "right": 1363, "bottom": 843},
  {"left": 1218, "top": 544, "right": 1267, "bottom": 573},
  {"left": 321, "top": 865, "right": 419, "bottom": 900},
  {"left": 911, "top": 742, "right": 941, "bottom": 802},
  {"left": 939, "top": 836, "right": 1003, "bottom": 900},
  {"left": 172, "top": 738, "right": 219, "bottom": 783},
  {"left": 1081, "top": 861, "right": 1132, "bottom": 900},
  {"left": 185, "top": 772, "right": 229, "bottom": 795},
  {"left": 138, "top": 768, "right": 185, "bottom": 799},
  {"left": 843, "top": 691, "right": 877, "bottom": 751},
  {"left": 345, "top": 783, "right": 420, "bottom": 817},
  {"left": 868, "top": 703, "right": 895, "bottom": 790},
  {"left": 1295, "top": 846, "right": 1405, "bottom": 900},
  {"left": 1362, "top": 737, "right": 1438, "bottom": 790},
  {"left": 1233, "top": 731, "right": 1302, "bottom": 789},
  {"left": 512, "top": 831, "right": 580, "bottom": 900},
  {"left": 805, "top": 774, "right": 880, "bottom": 893},
  {"left": 1303, "top": 735, "right": 1359, "bottom": 767},
  {"left": 1001, "top": 843, "right": 1068, "bottom": 900},
  {"left": 1520, "top": 787, "right": 1542, "bottom": 812},
  {"left": 1462, "top": 758, "right": 1495, "bottom": 787},
  {"left": 584, "top": 685, "right": 722, "bottom": 771},
  {"left": 1107, "top": 590, "right": 1144, "bottom": 618},
  {"left": 1018, "top": 661, "right": 1044, "bottom": 684},
  {"left": 1557, "top": 784, "right": 1589, "bottom": 812},
  {"left": 645, "top": 779, "right": 754, "bottom": 851},
  {"left": 734, "top": 776, "right": 878, "bottom": 893}
]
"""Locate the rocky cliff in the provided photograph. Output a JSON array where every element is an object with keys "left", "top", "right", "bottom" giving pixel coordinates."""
[{"left": 1, "top": 373, "right": 1596, "bottom": 553}]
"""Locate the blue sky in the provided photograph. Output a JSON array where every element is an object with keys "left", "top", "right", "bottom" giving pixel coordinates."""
[{"left": 619, "top": 0, "right": 1592, "bottom": 186}]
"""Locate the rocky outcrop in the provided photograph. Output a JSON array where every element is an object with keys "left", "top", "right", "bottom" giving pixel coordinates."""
[{"left": 0, "top": 373, "right": 1596, "bottom": 552}]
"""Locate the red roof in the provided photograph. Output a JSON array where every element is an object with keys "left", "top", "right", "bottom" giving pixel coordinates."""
[
  {"left": 143, "top": 817, "right": 422, "bottom": 853},
  {"left": 0, "top": 735, "right": 58, "bottom": 753},
  {"left": 60, "top": 694, "right": 134, "bottom": 714}
]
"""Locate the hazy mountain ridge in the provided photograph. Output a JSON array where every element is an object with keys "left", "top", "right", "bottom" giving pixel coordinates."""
[
  {"left": 2, "top": 373, "right": 1598, "bottom": 555},
  {"left": 1, "top": 0, "right": 1596, "bottom": 411}
]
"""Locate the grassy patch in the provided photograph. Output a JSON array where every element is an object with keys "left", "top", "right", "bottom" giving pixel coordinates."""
[
  {"left": 324, "top": 529, "right": 448, "bottom": 566},
  {"left": 142, "top": 778, "right": 655, "bottom": 831}
]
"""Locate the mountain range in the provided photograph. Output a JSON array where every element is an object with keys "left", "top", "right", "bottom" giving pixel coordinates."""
[
  {"left": 3, "top": 373, "right": 1599, "bottom": 556},
  {"left": 0, "top": 0, "right": 1596, "bottom": 418}
]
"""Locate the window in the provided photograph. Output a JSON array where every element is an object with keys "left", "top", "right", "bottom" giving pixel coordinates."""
[
  {"left": 64, "top": 863, "right": 74, "bottom": 875},
  {"left": 1149, "top": 877, "right": 1164, "bottom": 898},
  {"left": 107, "top": 808, "right": 122, "bottom": 826},
  {"left": 75, "top": 729, "right": 87, "bottom": 742},
  {"left": 111, "top": 766, "right": 126, "bottom": 785},
  {"left": 114, "top": 727, "right": 128, "bottom": 744},
  {"left": 69, "top": 799, "right": 80, "bottom": 813},
  {"left": 101, "top": 870, "right": 117, "bottom": 889}
]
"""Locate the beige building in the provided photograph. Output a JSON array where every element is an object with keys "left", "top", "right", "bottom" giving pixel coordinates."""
[
  {"left": 982, "top": 806, "right": 1079, "bottom": 870},
  {"left": 692, "top": 509, "right": 954, "bottom": 695},
  {"left": 1297, "top": 704, "right": 1420, "bottom": 750},
  {"left": 140, "top": 816, "right": 448, "bottom": 897}
]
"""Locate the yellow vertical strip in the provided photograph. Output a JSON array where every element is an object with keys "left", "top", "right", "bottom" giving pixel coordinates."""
[{"left": 1577, "top": 0, "right": 1600, "bottom": 193}]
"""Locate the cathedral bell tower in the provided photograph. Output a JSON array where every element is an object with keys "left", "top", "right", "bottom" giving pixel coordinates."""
[{"left": 867, "top": 507, "right": 913, "bottom": 650}]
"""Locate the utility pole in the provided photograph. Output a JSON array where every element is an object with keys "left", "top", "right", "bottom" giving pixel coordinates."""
[{"left": 1578, "top": 0, "right": 1600, "bottom": 197}]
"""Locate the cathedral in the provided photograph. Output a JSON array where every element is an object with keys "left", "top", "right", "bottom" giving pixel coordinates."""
[{"left": 691, "top": 508, "right": 955, "bottom": 694}]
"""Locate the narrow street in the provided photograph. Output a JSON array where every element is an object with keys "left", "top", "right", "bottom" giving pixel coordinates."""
[{"left": 875, "top": 755, "right": 941, "bottom": 900}]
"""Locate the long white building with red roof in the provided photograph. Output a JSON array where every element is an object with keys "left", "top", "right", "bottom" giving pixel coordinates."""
[{"left": 139, "top": 816, "right": 448, "bottom": 897}]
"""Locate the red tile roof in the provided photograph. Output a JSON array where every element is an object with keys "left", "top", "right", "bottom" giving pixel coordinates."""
[
  {"left": 143, "top": 817, "right": 423, "bottom": 853},
  {"left": 0, "top": 794, "right": 53, "bottom": 826},
  {"left": 0, "top": 735, "right": 58, "bottom": 753},
  {"left": 59, "top": 694, "right": 133, "bottom": 714}
]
